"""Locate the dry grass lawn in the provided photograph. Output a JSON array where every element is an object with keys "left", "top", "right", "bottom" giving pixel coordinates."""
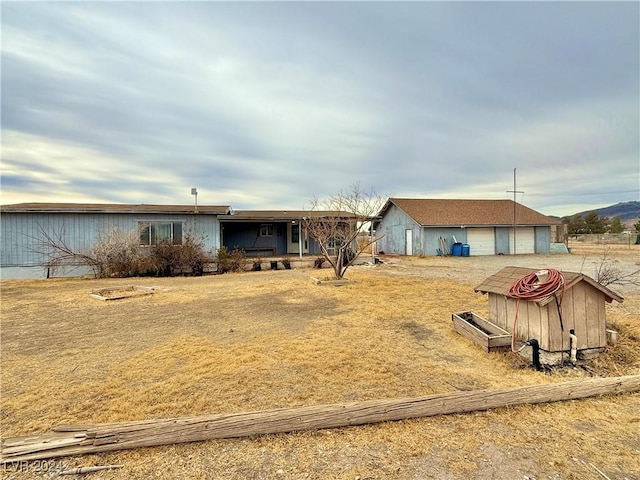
[{"left": 1, "top": 244, "right": 639, "bottom": 479}]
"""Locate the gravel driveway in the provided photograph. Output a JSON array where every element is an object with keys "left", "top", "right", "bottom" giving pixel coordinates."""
[{"left": 368, "top": 245, "right": 639, "bottom": 296}]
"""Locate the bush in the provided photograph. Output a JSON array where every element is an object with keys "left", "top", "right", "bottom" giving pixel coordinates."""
[
  {"left": 216, "top": 247, "right": 246, "bottom": 273},
  {"left": 149, "top": 232, "right": 213, "bottom": 277},
  {"left": 88, "top": 229, "right": 146, "bottom": 278},
  {"left": 149, "top": 240, "right": 181, "bottom": 276}
]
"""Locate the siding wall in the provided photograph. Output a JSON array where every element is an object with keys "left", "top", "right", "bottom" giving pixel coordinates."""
[
  {"left": 376, "top": 204, "right": 419, "bottom": 255},
  {"left": 1, "top": 212, "right": 221, "bottom": 267},
  {"left": 423, "top": 228, "right": 467, "bottom": 256},
  {"left": 487, "top": 283, "right": 607, "bottom": 352}
]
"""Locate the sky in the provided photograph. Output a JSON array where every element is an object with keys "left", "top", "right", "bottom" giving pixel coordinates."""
[{"left": 1, "top": 1, "right": 638, "bottom": 218}]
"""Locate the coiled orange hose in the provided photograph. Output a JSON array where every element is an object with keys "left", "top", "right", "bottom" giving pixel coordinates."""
[{"left": 508, "top": 269, "right": 565, "bottom": 352}]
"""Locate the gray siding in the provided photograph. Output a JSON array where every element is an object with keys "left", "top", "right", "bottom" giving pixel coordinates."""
[
  {"left": 422, "top": 228, "right": 467, "bottom": 256},
  {"left": 376, "top": 204, "right": 419, "bottom": 255},
  {"left": 1, "top": 212, "right": 221, "bottom": 268}
]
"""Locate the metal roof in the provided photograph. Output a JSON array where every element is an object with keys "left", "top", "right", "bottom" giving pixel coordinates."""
[
  {"left": 0, "top": 203, "right": 231, "bottom": 215},
  {"left": 381, "top": 198, "right": 560, "bottom": 227}
]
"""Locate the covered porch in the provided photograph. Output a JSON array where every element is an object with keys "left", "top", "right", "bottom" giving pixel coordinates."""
[{"left": 219, "top": 211, "right": 320, "bottom": 257}]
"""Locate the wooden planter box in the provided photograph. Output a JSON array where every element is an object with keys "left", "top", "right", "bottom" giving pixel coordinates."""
[
  {"left": 90, "top": 286, "right": 155, "bottom": 301},
  {"left": 310, "top": 277, "right": 350, "bottom": 287},
  {"left": 452, "top": 311, "right": 511, "bottom": 352}
]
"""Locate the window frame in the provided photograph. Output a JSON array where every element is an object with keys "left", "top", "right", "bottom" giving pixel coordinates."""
[
  {"left": 259, "top": 224, "right": 274, "bottom": 237},
  {"left": 139, "top": 221, "right": 183, "bottom": 246}
]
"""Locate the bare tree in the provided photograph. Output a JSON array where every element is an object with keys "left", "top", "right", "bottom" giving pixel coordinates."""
[
  {"left": 304, "top": 183, "right": 385, "bottom": 280},
  {"left": 590, "top": 246, "right": 640, "bottom": 288},
  {"left": 34, "top": 225, "right": 145, "bottom": 278},
  {"left": 31, "top": 225, "right": 98, "bottom": 276}
]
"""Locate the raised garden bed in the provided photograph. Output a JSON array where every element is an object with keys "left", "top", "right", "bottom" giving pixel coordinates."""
[
  {"left": 452, "top": 311, "right": 511, "bottom": 352},
  {"left": 90, "top": 286, "right": 155, "bottom": 301},
  {"left": 310, "top": 277, "right": 350, "bottom": 287}
]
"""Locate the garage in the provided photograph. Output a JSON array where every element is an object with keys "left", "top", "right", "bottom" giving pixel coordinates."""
[
  {"left": 509, "top": 227, "right": 535, "bottom": 254},
  {"left": 466, "top": 228, "right": 495, "bottom": 256}
]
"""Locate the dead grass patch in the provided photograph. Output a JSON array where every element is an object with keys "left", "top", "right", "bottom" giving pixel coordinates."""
[{"left": 1, "top": 258, "right": 639, "bottom": 479}]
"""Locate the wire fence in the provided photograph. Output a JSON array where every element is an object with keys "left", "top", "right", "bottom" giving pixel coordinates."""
[{"left": 569, "top": 233, "right": 639, "bottom": 245}]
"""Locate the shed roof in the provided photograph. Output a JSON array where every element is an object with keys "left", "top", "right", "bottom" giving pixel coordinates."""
[
  {"left": 474, "top": 266, "right": 624, "bottom": 304},
  {"left": 381, "top": 198, "right": 559, "bottom": 227},
  {"left": 0, "top": 203, "right": 231, "bottom": 215}
]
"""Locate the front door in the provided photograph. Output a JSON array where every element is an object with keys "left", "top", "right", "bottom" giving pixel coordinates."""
[
  {"left": 405, "top": 229, "right": 413, "bottom": 255},
  {"left": 287, "top": 222, "right": 308, "bottom": 254}
]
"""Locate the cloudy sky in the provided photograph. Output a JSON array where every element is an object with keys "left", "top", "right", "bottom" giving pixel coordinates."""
[{"left": 1, "top": 1, "right": 638, "bottom": 217}]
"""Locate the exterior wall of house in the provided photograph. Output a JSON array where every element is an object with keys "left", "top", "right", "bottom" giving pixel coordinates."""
[
  {"left": 376, "top": 204, "right": 419, "bottom": 255},
  {"left": 487, "top": 283, "right": 606, "bottom": 352},
  {"left": 0, "top": 212, "right": 221, "bottom": 277},
  {"left": 422, "top": 228, "right": 467, "bottom": 256}
]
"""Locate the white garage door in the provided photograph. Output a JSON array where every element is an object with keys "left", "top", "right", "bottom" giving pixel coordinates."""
[
  {"left": 509, "top": 227, "right": 535, "bottom": 254},
  {"left": 466, "top": 228, "right": 495, "bottom": 256}
]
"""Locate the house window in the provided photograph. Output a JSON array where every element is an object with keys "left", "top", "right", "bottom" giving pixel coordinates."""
[
  {"left": 139, "top": 222, "right": 183, "bottom": 246},
  {"left": 291, "top": 224, "right": 299, "bottom": 243},
  {"left": 259, "top": 224, "right": 274, "bottom": 237}
]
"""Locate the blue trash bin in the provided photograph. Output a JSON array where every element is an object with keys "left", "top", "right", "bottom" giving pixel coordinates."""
[
  {"left": 452, "top": 243, "right": 463, "bottom": 256},
  {"left": 462, "top": 244, "right": 470, "bottom": 257}
]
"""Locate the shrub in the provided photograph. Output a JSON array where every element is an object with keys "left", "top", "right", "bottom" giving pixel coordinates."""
[
  {"left": 149, "top": 240, "right": 181, "bottom": 276},
  {"left": 149, "top": 232, "right": 213, "bottom": 277},
  {"left": 216, "top": 247, "right": 246, "bottom": 273},
  {"left": 88, "top": 228, "right": 146, "bottom": 278}
]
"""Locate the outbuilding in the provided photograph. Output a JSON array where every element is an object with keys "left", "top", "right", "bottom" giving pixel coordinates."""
[
  {"left": 474, "top": 266, "right": 624, "bottom": 363},
  {"left": 375, "top": 198, "right": 561, "bottom": 256}
]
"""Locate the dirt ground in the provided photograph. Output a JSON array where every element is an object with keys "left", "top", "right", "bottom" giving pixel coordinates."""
[{"left": 1, "top": 243, "right": 638, "bottom": 480}]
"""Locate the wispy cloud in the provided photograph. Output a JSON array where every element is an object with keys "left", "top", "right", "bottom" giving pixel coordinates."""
[{"left": 1, "top": 2, "right": 638, "bottom": 216}]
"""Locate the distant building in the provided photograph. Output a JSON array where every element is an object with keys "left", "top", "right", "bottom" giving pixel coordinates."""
[{"left": 375, "top": 198, "right": 560, "bottom": 256}]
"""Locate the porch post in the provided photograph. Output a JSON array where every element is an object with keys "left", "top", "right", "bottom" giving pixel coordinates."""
[{"left": 298, "top": 219, "right": 303, "bottom": 260}]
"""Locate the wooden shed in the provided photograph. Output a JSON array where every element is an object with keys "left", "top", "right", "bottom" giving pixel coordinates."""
[{"left": 474, "top": 266, "right": 624, "bottom": 359}]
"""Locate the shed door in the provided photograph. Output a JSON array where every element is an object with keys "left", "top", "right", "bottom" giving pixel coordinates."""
[
  {"left": 405, "top": 229, "right": 413, "bottom": 255},
  {"left": 509, "top": 227, "right": 535, "bottom": 254},
  {"left": 466, "top": 228, "right": 495, "bottom": 256}
]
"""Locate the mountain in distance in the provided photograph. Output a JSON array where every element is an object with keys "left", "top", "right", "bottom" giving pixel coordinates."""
[
  {"left": 574, "top": 200, "right": 639, "bottom": 222},
  {"left": 548, "top": 201, "right": 639, "bottom": 228}
]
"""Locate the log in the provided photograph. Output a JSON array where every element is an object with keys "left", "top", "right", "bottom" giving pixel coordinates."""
[{"left": 2, "top": 375, "right": 639, "bottom": 463}]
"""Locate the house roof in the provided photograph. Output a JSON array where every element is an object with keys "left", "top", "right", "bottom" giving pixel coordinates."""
[
  {"left": 474, "top": 266, "right": 624, "bottom": 304},
  {"left": 222, "top": 210, "right": 357, "bottom": 222},
  {"left": 380, "top": 198, "right": 559, "bottom": 227},
  {"left": 0, "top": 203, "right": 231, "bottom": 215}
]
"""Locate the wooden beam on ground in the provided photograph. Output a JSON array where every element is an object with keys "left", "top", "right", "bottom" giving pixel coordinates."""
[{"left": 2, "top": 375, "right": 639, "bottom": 463}]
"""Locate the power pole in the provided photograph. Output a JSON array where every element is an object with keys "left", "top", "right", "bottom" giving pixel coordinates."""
[{"left": 507, "top": 168, "right": 524, "bottom": 255}]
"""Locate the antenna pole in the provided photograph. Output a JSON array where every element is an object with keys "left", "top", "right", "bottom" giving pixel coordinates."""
[
  {"left": 191, "top": 188, "right": 198, "bottom": 214},
  {"left": 507, "top": 168, "right": 524, "bottom": 255}
]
